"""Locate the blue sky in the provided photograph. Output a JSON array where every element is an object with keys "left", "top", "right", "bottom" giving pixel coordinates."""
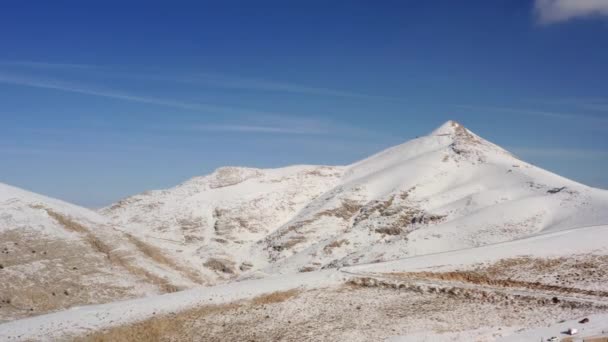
[{"left": 1, "top": 1, "right": 607, "bottom": 207}]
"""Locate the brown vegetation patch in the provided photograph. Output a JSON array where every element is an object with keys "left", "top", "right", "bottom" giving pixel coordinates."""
[
  {"left": 123, "top": 233, "right": 203, "bottom": 284},
  {"left": 375, "top": 227, "right": 403, "bottom": 235},
  {"left": 204, "top": 258, "right": 236, "bottom": 274},
  {"left": 0, "top": 229, "right": 138, "bottom": 322},
  {"left": 354, "top": 196, "right": 395, "bottom": 225},
  {"left": 74, "top": 289, "right": 301, "bottom": 342},
  {"left": 272, "top": 235, "right": 306, "bottom": 252},
  {"left": 391, "top": 269, "right": 608, "bottom": 298},
  {"left": 38, "top": 207, "right": 180, "bottom": 293},
  {"left": 74, "top": 302, "right": 242, "bottom": 342},
  {"left": 323, "top": 239, "right": 349, "bottom": 253},
  {"left": 251, "top": 289, "right": 301, "bottom": 305},
  {"left": 316, "top": 200, "right": 363, "bottom": 220}
]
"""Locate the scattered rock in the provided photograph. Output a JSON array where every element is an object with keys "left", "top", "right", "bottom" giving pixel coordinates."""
[
  {"left": 579, "top": 318, "right": 589, "bottom": 324},
  {"left": 547, "top": 187, "right": 566, "bottom": 194},
  {"left": 239, "top": 262, "right": 253, "bottom": 271}
]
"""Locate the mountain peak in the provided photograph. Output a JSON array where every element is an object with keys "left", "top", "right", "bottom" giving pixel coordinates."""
[{"left": 429, "top": 120, "right": 466, "bottom": 136}]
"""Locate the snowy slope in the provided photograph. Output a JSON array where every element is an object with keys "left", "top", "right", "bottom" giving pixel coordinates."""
[
  {"left": 0, "top": 182, "right": 202, "bottom": 322},
  {"left": 2, "top": 223, "right": 608, "bottom": 341},
  {"left": 100, "top": 165, "right": 345, "bottom": 283},
  {"left": 260, "top": 121, "right": 608, "bottom": 274},
  {"left": 101, "top": 120, "right": 608, "bottom": 281},
  {"left": 2, "top": 119, "right": 608, "bottom": 340}
]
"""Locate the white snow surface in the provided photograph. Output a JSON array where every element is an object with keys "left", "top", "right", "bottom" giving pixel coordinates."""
[
  {"left": 100, "top": 120, "right": 608, "bottom": 281},
  {"left": 2, "top": 223, "right": 608, "bottom": 341},
  {"left": 0, "top": 270, "right": 347, "bottom": 341}
]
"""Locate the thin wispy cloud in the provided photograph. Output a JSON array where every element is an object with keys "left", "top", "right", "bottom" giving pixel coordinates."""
[
  {"left": 0, "top": 60, "right": 95, "bottom": 69},
  {"left": 535, "top": 0, "right": 608, "bottom": 24},
  {"left": 0, "top": 71, "right": 385, "bottom": 138},
  {"left": 455, "top": 104, "right": 578, "bottom": 119},
  {"left": 510, "top": 147, "right": 608, "bottom": 159},
  {"left": 189, "top": 124, "right": 326, "bottom": 135},
  {"left": 184, "top": 72, "right": 396, "bottom": 100},
  {"left": 176, "top": 114, "right": 389, "bottom": 138},
  {"left": 0, "top": 146, "right": 54, "bottom": 155},
  {"left": 549, "top": 98, "right": 608, "bottom": 112},
  {"left": 0, "top": 72, "right": 279, "bottom": 116},
  {"left": 584, "top": 103, "right": 608, "bottom": 112},
  {"left": 0, "top": 60, "right": 396, "bottom": 100}
]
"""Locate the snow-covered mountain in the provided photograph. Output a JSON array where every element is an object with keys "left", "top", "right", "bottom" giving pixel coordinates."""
[
  {"left": 3, "top": 120, "right": 608, "bottom": 340},
  {"left": 0, "top": 182, "right": 201, "bottom": 322},
  {"left": 100, "top": 120, "right": 608, "bottom": 282}
]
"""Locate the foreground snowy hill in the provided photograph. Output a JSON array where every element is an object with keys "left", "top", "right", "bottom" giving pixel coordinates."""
[
  {"left": 0, "top": 183, "right": 202, "bottom": 322},
  {"left": 101, "top": 120, "right": 608, "bottom": 281},
  {"left": 3, "top": 223, "right": 608, "bottom": 341}
]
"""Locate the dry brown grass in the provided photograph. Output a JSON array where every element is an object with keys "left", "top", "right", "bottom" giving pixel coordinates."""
[
  {"left": 375, "top": 227, "right": 403, "bottom": 235},
  {"left": 354, "top": 196, "right": 395, "bottom": 225},
  {"left": 73, "top": 289, "right": 301, "bottom": 342},
  {"left": 250, "top": 289, "right": 301, "bottom": 305},
  {"left": 392, "top": 269, "right": 608, "bottom": 298},
  {"left": 316, "top": 200, "right": 363, "bottom": 220},
  {"left": 73, "top": 302, "right": 241, "bottom": 342},
  {"left": 40, "top": 207, "right": 181, "bottom": 293},
  {"left": 475, "top": 255, "right": 608, "bottom": 290},
  {"left": 272, "top": 235, "right": 307, "bottom": 251},
  {"left": 0, "top": 229, "right": 138, "bottom": 322},
  {"left": 123, "top": 233, "right": 204, "bottom": 284},
  {"left": 323, "top": 239, "right": 349, "bottom": 254},
  {"left": 204, "top": 258, "right": 236, "bottom": 274}
]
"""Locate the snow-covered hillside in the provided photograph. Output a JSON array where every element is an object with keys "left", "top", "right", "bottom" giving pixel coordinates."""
[
  {"left": 0, "top": 182, "right": 202, "bottom": 322},
  {"left": 2, "top": 120, "right": 608, "bottom": 340},
  {"left": 101, "top": 120, "right": 608, "bottom": 282},
  {"left": 3, "top": 223, "right": 608, "bottom": 341}
]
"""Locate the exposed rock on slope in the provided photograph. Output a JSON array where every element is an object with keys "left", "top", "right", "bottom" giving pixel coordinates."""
[
  {"left": 101, "top": 120, "right": 608, "bottom": 281},
  {"left": 101, "top": 165, "right": 345, "bottom": 282}
]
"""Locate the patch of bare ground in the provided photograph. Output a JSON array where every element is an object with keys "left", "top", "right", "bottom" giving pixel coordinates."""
[
  {"left": 39, "top": 207, "right": 181, "bottom": 293},
  {"left": 270, "top": 200, "right": 362, "bottom": 253},
  {"left": 384, "top": 254, "right": 608, "bottom": 299},
  {"left": 323, "top": 239, "right": 349, "bottom": 254},
  {"left": 0, "top": 230, "right": 137, "bottom": 322},
  {"left": 316, "top": 200, "right": 363, "bottom": 220},
  {"left": 204, "top": 258, "right": 236, "bottom": 274},
  {"left": 70, "top": 284, "right": 600, "bottom": 342},
  {"left": 123, "top": 233, "right": 204, "bottom": 284},
  {"left": 74, "top": 301, "right": 243, "bottom": 342},
  {"left": 250, "top": 289, "right": 301, "bottom": 305},
  {"left": 272, "top": 235, "right": 307, "bottom": 252},
  {"left": 74, "top": 290, "right": 301, "bottom": 342},
  {"left": 390, "top": 270, "right": 608, "bottom": 298},
  {"left": 475, "top": 255, "right": 608, "bottom": 291}
]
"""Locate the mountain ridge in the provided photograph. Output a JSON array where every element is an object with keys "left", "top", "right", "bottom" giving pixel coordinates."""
[
  {"left": 99, "top": 120, "right": 608, "bottom": 280},
  {"left": 2, "top": 120, "right": 608, "bottom": 324}
]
